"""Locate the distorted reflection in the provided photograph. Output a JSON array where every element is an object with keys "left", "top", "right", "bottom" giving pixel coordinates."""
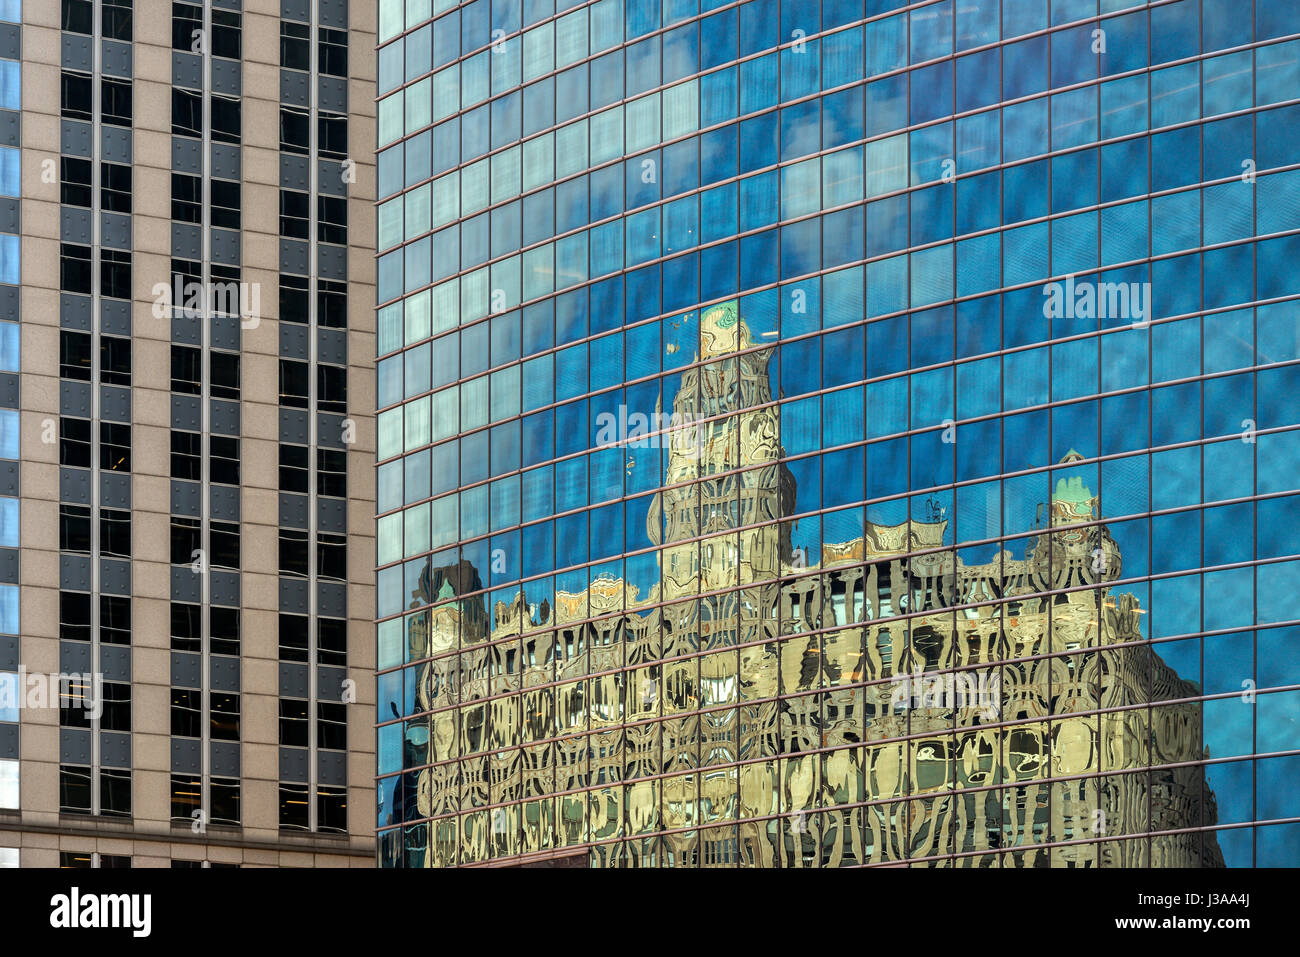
[{"left": 382, "top": 301, "right": 1221, "bottom": 868}]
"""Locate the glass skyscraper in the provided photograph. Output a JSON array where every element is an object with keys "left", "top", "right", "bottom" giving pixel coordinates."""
[{"left": 374, "top": 0, "right": 1300, "bottom": 867}]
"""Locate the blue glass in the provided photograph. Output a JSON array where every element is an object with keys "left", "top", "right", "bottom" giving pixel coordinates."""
[
  {"left": 956, "top": 48, "right": 999, "bottom": 114},
  {"left": 460, "top": 0, "right": 488, "bottom": 57},
  {"left": 0, "top": 409, "right": 15, "bottom": 460},
  {"left": 371, "top": 0, "right": 1300, "bottom": 868},
  {"left": 405, "top": 26, "right": 431, "bottom": 83},
  {"left": 0, "top": 584, "right": 16, "bottom": 635},
  {"left": 0, "top": 672, "right": 16, "bottom": 721},
  {"left": 909, "top": 61, "right": 952, "bottom": 126},
  {"left": 1003, "top": 35, "right": 1048, "bottom": 99},
  {"left": 0, "top": 60, "right": 16, "bottom": 112},
  {"left": 1002, "top": 98, "right": 1048, "bottom": 163},
  {"left": 864, "top": 72, "right": 905, "bottom": 138},
  {"left": 0, "top": 321, "right": 16, "bottom": 373},
  {"left": 0, "top": 234, "right": 15, "bottom": 286},
  {"left": 0, "top": 497, "right": 14, "bottom": 548},
  {"left": 0, "top": 146, "right": 17, "bottom": 198}
]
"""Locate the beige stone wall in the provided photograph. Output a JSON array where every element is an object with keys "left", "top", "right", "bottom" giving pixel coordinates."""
[
  {"left": 18, "top": 0, "right": 65, "bottom": 837},
  {"left": 344, "top": 0, "right": 378, "bottom": 865}
]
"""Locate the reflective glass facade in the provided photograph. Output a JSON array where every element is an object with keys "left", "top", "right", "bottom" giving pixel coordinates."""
[
  {"left": 375, "top": 0, "right": 1300, "bottom": 867},
  {"left": 0, "top": 0, "right": 16, "bottom": 819}
]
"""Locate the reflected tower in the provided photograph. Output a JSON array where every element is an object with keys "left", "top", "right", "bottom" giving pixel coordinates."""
[{"left": 395, "top": 301, "right": 1222, "bottom": 868}]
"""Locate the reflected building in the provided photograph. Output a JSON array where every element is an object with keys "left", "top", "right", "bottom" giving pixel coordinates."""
[{"left": 384, "top": 303, "right": 1223, "bottom": 868}]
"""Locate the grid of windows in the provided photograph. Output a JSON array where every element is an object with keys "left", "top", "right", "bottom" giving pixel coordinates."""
[
  {"left": 375, "top": 0, "right": 1300, "bottom": 867},
  {"left": 163, "top": 0, "right": 245, "bottom": 831},
  {"left": 53, "top": 0, "right": 134, "bottom": 820},
  {"left": 59, "top": 851, "right": 131, "bottom": 868},
  {"left": 275, "top": 0, "right": 352, "bottom": 837}
]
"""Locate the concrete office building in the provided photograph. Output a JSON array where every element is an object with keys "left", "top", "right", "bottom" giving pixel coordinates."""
[{"left": 0, "top": 0, "right": 377, "bottom": 867}]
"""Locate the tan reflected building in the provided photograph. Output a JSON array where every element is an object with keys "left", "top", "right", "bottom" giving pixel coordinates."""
[{"left": 384, "top": 302, "right": 1223, "bottom": 868}]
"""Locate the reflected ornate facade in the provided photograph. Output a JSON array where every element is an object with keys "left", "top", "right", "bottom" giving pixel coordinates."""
[{"left": 383, "top": 304, "right": 1223, "bottom": 868}]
